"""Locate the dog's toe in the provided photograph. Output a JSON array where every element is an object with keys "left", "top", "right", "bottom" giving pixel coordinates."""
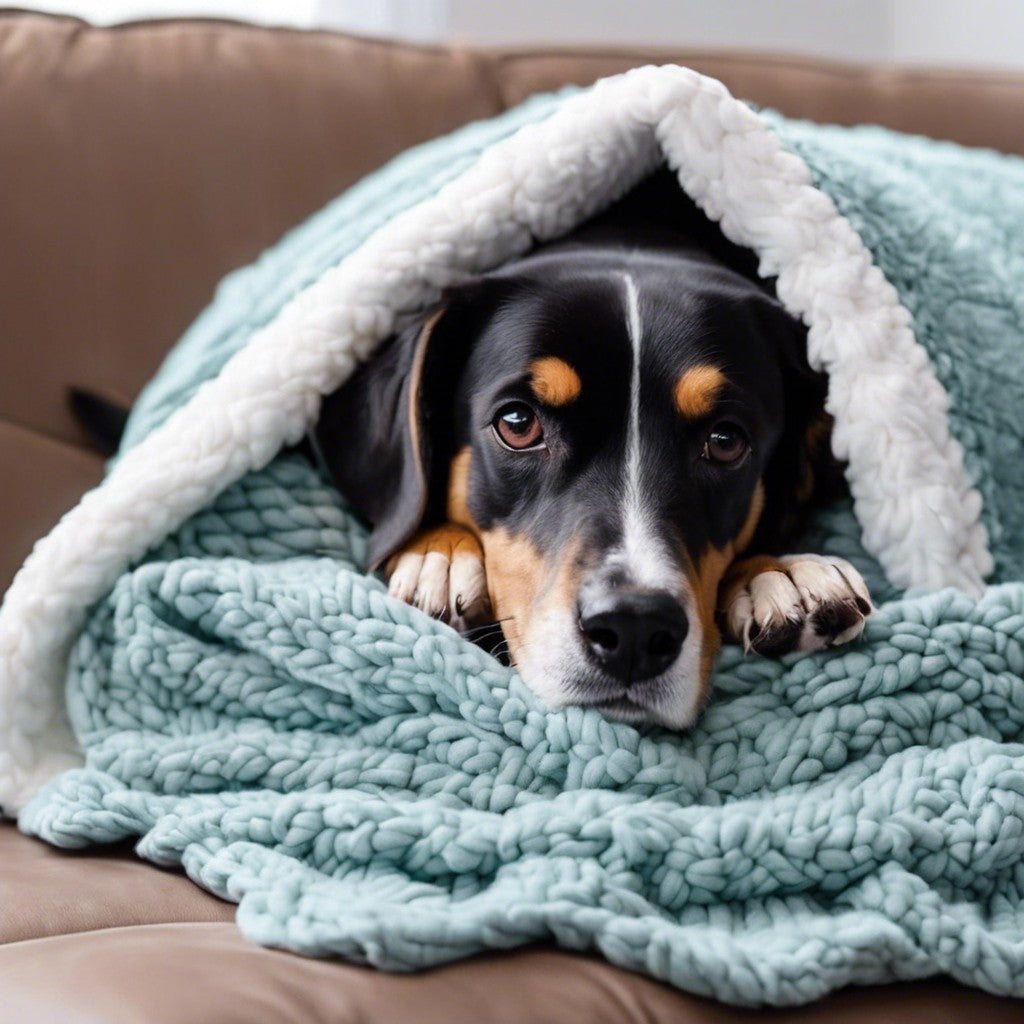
[
  {"left": 733, "top": 569, "right": 805, "bottom": 655},
  {"left": 388, "top": 552, "right": 424, "bottom": 606},
  {"left": 448, "top": 552, "right": 489, "bottom": 622},
  {"left": 415, "top": 551, "right": 453, "bottom": 620}
]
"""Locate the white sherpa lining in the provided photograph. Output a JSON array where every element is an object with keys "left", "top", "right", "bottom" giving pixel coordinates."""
[{"left": 0, "top": 65, "right": 990, "bottom": 814}]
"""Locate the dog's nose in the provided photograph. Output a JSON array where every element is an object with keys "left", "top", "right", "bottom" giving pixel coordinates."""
[{"left": 578, "top": 591, "right": 688, "bottom": 682}]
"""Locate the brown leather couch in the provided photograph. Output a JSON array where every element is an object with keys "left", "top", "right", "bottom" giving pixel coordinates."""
[{"left": 2, "top": 10, "right": 1023, "bottom": 1022}]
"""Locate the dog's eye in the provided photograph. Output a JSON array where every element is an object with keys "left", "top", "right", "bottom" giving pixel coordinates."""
[
  {"left": 493, "top": 402, "right": 544, "bottom": 451},
  {"left": 703, "top": 423, "right": 749, "bottom": 466}
]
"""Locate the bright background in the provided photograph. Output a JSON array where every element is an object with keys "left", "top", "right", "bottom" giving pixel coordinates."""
[{"left": 19, "top": 0, "right": 1024, "bottom": 70}]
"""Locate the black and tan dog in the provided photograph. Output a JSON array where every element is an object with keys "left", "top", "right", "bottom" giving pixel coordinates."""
[{"left": 316, "top": 169, "right": 872, "bottom": 728}]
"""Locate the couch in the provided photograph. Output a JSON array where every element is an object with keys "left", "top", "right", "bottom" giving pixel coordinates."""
[{"left": 2, "top": 10, "right": 1023, "bottom": 1021}]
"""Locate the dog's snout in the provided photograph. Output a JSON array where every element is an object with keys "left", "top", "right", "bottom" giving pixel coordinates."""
[{"left": 579, "top": 591, "right": 688, "bottom": 682}]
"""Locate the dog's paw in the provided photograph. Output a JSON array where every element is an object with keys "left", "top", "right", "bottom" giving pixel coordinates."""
[
  {"left": 720, "top": 554, "right": 872, "bottom": 656},
  {"left": 386, "top": 524, "right": 491, "bottom": 626}
]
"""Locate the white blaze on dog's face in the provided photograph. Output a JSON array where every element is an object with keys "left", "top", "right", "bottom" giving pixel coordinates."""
[{"left": 447, "top": 257, "right": 788, "bottom": 729}]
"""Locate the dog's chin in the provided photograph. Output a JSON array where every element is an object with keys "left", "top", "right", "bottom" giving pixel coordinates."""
[
  {"left": 584, "top": 693, "right": 664, "bottom": 727},
  {"left": 513, "top": 624, "right": 707, "bottom": 732},
  {"left": 574, "top": 679, "right": 704, "bottom": 731}
]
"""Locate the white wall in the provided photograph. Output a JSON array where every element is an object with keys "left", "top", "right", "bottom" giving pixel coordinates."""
[
  {"left": 448, "top": 0, "right": 892, "bottom": 64},
  {"left": 18, "top": 0, "right": 1024, "bottom": 70},
  {"left": 23, "top": 0, "right": 322, "bottom": 27},
  {"left": 889, "top": 0, "right": 1024, "bottom": 71},
  {"left": 448, "top": 0, "right": 1024, "bottom": 70}
]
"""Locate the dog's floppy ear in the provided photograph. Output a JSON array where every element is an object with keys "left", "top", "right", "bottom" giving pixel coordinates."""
[
  {"left": 314, "top": 289, "right": 484, "bottom": 570},
  {"left": 755, "top": 297, "right": 842, "bottom": 543}
]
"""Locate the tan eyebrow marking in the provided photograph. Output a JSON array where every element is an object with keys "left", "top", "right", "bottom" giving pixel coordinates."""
[
  {"left": 674, "top": 364, "right": 727, "bottom": 419},
  {"left": 529, "top": 356, "right": 582, "bottom": 407}
]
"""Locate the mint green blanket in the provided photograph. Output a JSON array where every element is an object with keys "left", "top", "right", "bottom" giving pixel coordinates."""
[{"left": 16, "top": 73, "right": 1024, "bottom": 1006}]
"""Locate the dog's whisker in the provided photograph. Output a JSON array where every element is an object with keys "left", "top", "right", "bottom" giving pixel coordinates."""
[
  {"left": 458, "top": 617, "right": 515, "bottom": 639},
  {"left": 458, "top": 628, "right": 507, "bottom": 645},
  {"left": 489, "top": 636, "right": 518, "bottom": 660},
  {"left": 459, "top": 624, "right": 504, "bottom": 643}
]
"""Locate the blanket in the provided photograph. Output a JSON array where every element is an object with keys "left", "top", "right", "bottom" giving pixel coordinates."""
[{"left": 4, "top": 65, "right": 1024, "bottom": 1007}]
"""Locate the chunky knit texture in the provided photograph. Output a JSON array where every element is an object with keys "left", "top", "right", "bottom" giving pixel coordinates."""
[{"left": 10, "top": 67, "right": 1024, "bottom": 1006}]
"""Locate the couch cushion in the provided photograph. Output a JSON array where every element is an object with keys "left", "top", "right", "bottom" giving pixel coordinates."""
[
  {"left": 488, "top": 48, "right": 1024, "bottom": 155},
  {"left": 3, "top": 824, "right": 1024, "bottom": 1024},
  {"left": 0, "top": 419, "right": 104, "bottom": 594},
  {"left": 0, "top": 12, "right": 501, "bottom": 445},
  {"left": 0, "top": 823, "right": 233, "bottom": 943},
  {"left": 3, "top": 920, "right": 1024, "bottom": 1024}
]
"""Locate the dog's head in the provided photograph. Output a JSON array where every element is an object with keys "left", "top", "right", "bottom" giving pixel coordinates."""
[{"left": 317, "top": 203, "right": 826, "bottom": 728}]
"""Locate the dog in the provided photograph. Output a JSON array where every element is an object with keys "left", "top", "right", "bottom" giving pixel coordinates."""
[{"left": 314, "top": 167, "right": 873, "bottom": 729}]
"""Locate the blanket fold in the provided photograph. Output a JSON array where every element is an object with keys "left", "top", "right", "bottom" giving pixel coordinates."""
[{"left": 4, "top": 64, "right": 1024, "bottom": 1006}]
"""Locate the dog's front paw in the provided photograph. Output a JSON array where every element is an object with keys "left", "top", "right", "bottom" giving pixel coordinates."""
[
  {"left": 720, "top": 554, "right": 872, "bottom": 656},
  {"left": 386, "top": 524, "right": 491, "bottom": 626}
]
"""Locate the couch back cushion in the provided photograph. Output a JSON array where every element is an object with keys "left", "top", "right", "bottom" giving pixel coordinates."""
[
  {"left": 3, "top": 11, "right": 1023, "bottom": 447},
  {"left": 0, "top": 13, "right": 500, "bottom": 444}
]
